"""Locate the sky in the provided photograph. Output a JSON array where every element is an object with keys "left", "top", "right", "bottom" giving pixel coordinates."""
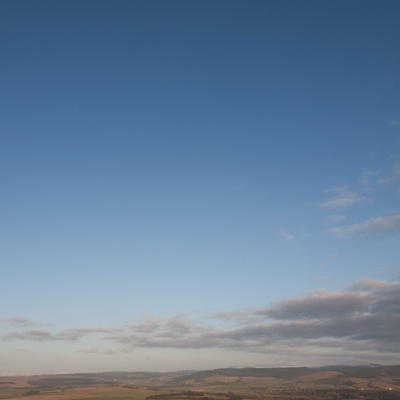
[{"left": 1, "top": 0, "right": 400, "bottom": 374}]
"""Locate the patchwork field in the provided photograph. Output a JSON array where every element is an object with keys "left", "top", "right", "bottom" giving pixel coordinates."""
[{"left": 1, "top": 365, "right": 400, "bottom": 400}]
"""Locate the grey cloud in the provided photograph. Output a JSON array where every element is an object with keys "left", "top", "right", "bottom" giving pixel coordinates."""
[
  {"left": 59, "top": 327, "right": 123, "bottom": 340},
  {"left": 104, "top": 280, "right": 400, "bottom": 357},
  {"left": 3, "top": 280, "right": 400, "bottom": 364},
  {"left": 165, "top": 317, "right": 194, "bottom": 336},
  {"left": 259, "top": 290, "right": 375, "bottom": 320},
  {"left": 129, "top": 317, "right": 194, "bottom": 338},
  {"left": 78, "top": 347, "right": 118, "bottom": 355},
  {"left": 210, "top": 310, "right": 249, "bottom": 320},
  {"left": 130, "top": 320, "right": 163, "bottom": 333},
  {"left": 1, "top": 317, "right": 39, "bottom": 327},
  {"left": 2, "top": 327, "right": 124, "bottom": 342},
  {"left": 210, "top": 310, "right": 260, "bottom": 325},
  {"left": 3, "top": 330, "right": 57, "bottom": 341},
  {"left": 327, "top": 214, "right": 400, "bottom": 239},
  {"left": 348, "top": 278, "right": 396, "bottom": 292},
  {"left": 359, "top": 281, "right": 400, "bottom": 315},
  {"left": 107, "top": 317, "right": 221, "bottom": 350},
  {"left": 219, "top": 313, "right": 399, "bottom": 348}
]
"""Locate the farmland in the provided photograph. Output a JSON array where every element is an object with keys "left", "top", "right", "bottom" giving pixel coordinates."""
[{"left": 1, "top": 365, "right": 400, "bottom": 400}]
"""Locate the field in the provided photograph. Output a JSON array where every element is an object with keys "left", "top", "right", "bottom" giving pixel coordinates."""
[{"left": 1, "top": 365, "right": 400, "bottom": 400}]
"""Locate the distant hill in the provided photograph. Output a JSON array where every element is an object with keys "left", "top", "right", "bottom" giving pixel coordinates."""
[
  {"left": 1, "top": 364, "right": 400, "bottom": 396},
  {"left": 178, "top": 364, "right": 400, "bottom": 380},
  {"left": 176, "top": 367, "right": 311, "bottom": 381},
  {"left": 174, "top": 364, "right": 400, "bottom": 390},
  {"left": 312, "top": 364, "right": 400, "bottom": 379}
]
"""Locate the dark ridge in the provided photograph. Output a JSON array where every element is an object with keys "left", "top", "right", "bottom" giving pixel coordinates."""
[
  {"left": 314, "top": 364, "right": 400, "bottom": 378},
  {"left": 176, "top": 364, "right": 400, "bottom": 382}
]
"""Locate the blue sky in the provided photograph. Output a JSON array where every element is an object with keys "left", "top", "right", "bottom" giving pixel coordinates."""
[{"left": 1, "top": 0, "right": 400, "bottom": 374}]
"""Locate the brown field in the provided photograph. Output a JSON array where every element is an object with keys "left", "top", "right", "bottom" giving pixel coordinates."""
[
  {"left": 1, "top": 365, "right": 400, "bottom": 400},
  {"left": 0, "top": 387, "right": 159, "bottom": 400}
]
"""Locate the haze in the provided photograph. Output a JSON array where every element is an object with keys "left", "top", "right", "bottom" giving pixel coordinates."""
[{"left": 1, "top": 0, "right": 400, "bottom": 374}]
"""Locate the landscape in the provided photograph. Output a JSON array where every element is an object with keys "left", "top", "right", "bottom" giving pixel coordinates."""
[
  {"left": 2, "top": 2, "right": 400, "bottom": 399},
  {"left": 1, "top": 365, "right": 400, "bottom": 400}
]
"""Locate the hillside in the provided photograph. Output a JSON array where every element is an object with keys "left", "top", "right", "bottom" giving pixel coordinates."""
[{"left": 1, "top": 365, "right": 400, "bottom": 400}]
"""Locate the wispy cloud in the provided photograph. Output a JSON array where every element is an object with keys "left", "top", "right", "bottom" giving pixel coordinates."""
[
  {"left": 3, "top": 330, "right": 57, "bottom": 341},
  {"left": 78, "top": 347, "right": 118, "bottom": 355},
  {"left": 359, "top": 168, "right": 381, "bottom": 190},
  {"left": 319, "top": 186, "right": 365, "bottom": 209},
  {"left": 378, "top": 161, "right": 400, "bottom": 186},
  {"left": 327, "top": 214, "right": 400, "bottom": 239},
  {"left": 327, "top": 215, "right": 346, "bottom": 222},
  {"left": 2, "top": 327, "right": 123, "bottom": 342},
  {"left": 389, "top": 119, "right": 400, "bottom": 128},
  {"left": 60, "top": 327, "right": 124, "bottom": 340},
  {"left": 0, "top": 317, "right": 39, "bottom": 327},
  {"left": 277, "top": 230, "right": 294, "bottom": 241}
]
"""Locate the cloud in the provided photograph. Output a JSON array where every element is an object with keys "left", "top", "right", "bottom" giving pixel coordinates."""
[
  {"left": 258, "top": 290, "right": 375, "bottom": 320},
  {"left": 3, "top": 280, "right": 400, "bottom": 365},
  {"left": 58, "top": 327, "right": 123, "bottom": 341},
  {"left": 2, "top": 327, "right": 123, "bottom": 342},
  {"left": 348, "top": 278, "right": 396, "bottom": 292},
  {"left": 277, "top": 230, "right": 294, "bottom": 241},
  {"left": 327, "top": 215, "right": 346, "bottom": 222},
  {"left": 0, "top": 317, "right": 39, "bottom": 327},
  {"left": 378, "top": 161, "right": 400, "bottom": 186},
  {"left": 3, "top": 330, "right": 57, "bottom": 341},
  {"left": 389, "top": 119, "right": 400, "bottom": 128},
  {"left": 210, "top": 310, "right": 258, "bottom": 325},
  {"left": 78, "top": 347, "right": 118, "bottom": 355},
  {"left": 350, "top": 280, "right": 400, "bottom": 315},
  {"left": 102, "top": 279, "right": 400, "bottom": 359},
  {"left": 360, "top": 168, "right": 381, "bottom": 188},
  {"left": 327, "top": 214, "right": 400, "bottom": 239},
  {"left": 319, "top": 186, "right": 365, "bottom": 209}
]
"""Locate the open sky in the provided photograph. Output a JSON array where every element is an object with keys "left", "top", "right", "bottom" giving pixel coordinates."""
[{"left": 1, "top": 0, "right": 400, "bottom": 374}]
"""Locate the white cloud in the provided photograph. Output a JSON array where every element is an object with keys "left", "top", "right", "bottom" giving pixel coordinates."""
[
  {"left": 327, "top": 214, "right": 400, "bottom": 239},
  {"left": 277, "top": 230, "right": 294, "bottom": 241},
  {"left": 378, "top": 161, "right": 400, "bottom": 186},
  {"left": 389, "top": 119, "right": 400, "bottom": 128},
  {"left": 319, "top": 186, "right": 365, "bottom": 209},
  {"left": 359, "top": 168, "right": 381, "bottom": 189}
]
